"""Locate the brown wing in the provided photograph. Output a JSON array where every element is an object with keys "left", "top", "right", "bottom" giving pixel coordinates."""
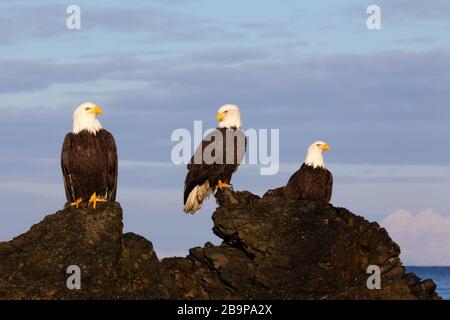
[
  {"left": 184, "top": 133, "right": 216, "bottom": 204},
  {"left": 61, "top": 133, "right": 76, "bottom": 203},
  {"left": 220, "top": 128, "right": 247, "bottom": 183},
  {"left": 287, "top": 164, "right": 333, "bottom": 202},
  {"left": 102, "top": 130, "right": 118, "bottom": 202},
  {"left": 324, "top": 170, "right": 333, "bottom": 202},
  {"left": 184, "top": 128, "right": 246, "bottom": 204}
]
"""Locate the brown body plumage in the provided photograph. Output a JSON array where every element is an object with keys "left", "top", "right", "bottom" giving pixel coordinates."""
[
  {"left": 184, "top": 127, "right": 246, "bottom": 213},
  {"left": 286, "top": 163, "right": 333, "bottom": 202},
  {"left": 61, "top": 129, "right": 118, "bottom": 206}
]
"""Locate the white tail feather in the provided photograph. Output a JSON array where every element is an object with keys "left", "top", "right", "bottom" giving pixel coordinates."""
[{"left": 184, "top": 181, "right": 213, "bottom": 214}]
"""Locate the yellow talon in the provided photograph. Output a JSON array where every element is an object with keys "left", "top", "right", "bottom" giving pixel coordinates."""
[
  {"left": 70, "top": 198, "right": 83, "bottom": 208},
  {"left": 216, "top": 180, "right": 231, "bottom": 190},
  {"left": 88, "top": 193, "right": 107, "bottom": 209}
]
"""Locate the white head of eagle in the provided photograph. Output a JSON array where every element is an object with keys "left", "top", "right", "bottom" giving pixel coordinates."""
[
  {"left": 217, "top": 104, "right": 242, "bottom": 129},
  {"left": 72, "top": 102, "right": 104, "bottom": 135},
  {"left": 304, "top": 141, "right": 331, "bottom": 169}
]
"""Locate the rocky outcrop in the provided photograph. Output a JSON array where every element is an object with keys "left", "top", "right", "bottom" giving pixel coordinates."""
[{"left": 0, "top": 188, "right": 440, "bottom": 300}]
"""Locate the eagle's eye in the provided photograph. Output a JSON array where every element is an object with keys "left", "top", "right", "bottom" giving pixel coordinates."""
[
  {"left": 316, "top": 144, "right": 321, "bottom": 147},
  {"left": 223, "top": 110, "right": 228, "bottom": 113},
  {"left": 85, "top": 107, "right": 91, "bottom": 111}
]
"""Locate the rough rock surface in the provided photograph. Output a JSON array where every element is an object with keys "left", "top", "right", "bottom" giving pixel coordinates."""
[{"left": 0, "top": 188, "right": 440, "bottom": 299}]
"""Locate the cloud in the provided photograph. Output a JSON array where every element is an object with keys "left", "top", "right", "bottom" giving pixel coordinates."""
[
  {"left": 382, "top": 209, "right": 450, "bottom": 265},
  {"left": 0, "top": 5, "right": 65, "bottom": 45},
  {"left": 329, "top": 164, "right": 450, "bottom": 184},
  {"left": 120, "top": 160, "right": 176, "bottom": 169},
  {"left": 0, "top": 57, "right": 152, "bottom": 94},
  {"left": 117, "top": 50, "right": 450, "bottom": 114},
  {"left": 0, "top": 3, "right": 241, "bottom": 46},
  {"left": 0, "top": 180, "right": 61, "bottom": 199},
  {"left": 393, "top": 37, "right": 438, "bottom": 45},
  {"left": 94, "top": 49, "right": 450, "bottom": 166},
  {"left": 237, "top": 20, "right": 300, "bottom": 40},
  {"left": 345, "top": 0, "right": 450, "bottom": 22},
  {"left": 189, "top": 47, "right": 270, "bottom": 64},
  {"left": 83, "top": 5, "right": 237, "bottom": 42},
  {"left": 3, "top": 47, "right": 450, "bottom": 132},
  {"left": 381, "top": 0, "right": 450, "bottom": 20}
]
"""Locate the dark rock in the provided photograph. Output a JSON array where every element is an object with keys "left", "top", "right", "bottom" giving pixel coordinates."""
[
  {"left": 0, "top": 188, "right": 441, "bottom": 300},
  {"left": 0, "top": 203, "right": 123, "bottom": 299}
]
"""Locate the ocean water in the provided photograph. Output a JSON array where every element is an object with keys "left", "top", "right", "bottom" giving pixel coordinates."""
[{"left": 406, "top": 266, "right": 450, "bottom": 300}]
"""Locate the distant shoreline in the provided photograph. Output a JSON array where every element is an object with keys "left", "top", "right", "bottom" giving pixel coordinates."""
[
  {"left": 407, "top": 266, "right": 450, "bottom": 267},
  {"left": 406, "top": 266, "right": 450, "bottom": 300}
]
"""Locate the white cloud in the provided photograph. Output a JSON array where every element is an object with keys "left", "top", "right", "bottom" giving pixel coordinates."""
[{"left": 382, "top": 209, "right": 450, "bottom": 266}]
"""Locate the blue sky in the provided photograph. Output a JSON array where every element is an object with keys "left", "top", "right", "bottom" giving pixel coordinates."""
[{"left": 1, "top": 0, "right": 450, "bottom": 264}]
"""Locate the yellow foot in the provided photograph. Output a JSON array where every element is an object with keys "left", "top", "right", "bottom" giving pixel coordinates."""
[
  {"left": 88, "top": 193, "right": 107, "bottom": 209},
  {"left": 216, "top": 180, "right": 231, "bottom": 190},
  {"left": 70, "top": 198, "right": 83, "bottom": 208}
]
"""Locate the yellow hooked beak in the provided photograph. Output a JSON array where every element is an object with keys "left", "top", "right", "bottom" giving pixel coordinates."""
[
  {"left": 92, "top": 106, "right": 103, "bottom": 115},
  {"left": 216, "top": 112, "right": 224, "bottom": 122},
  {"left": 320, "top": 143, "right": 331, "bottom": 151}
]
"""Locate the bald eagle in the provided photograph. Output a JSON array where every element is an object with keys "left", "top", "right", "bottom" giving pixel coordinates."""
[
  {"left": 184, "top": 104, "right": 246, "bottom": 214},
  {"left": 61, "top": 102, "right": 118, "bottom": 209},
  {"left": 286, "top": 141, "right": 333, "bottom": 202}
]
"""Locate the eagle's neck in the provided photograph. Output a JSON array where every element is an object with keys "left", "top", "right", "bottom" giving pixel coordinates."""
[
  {"left": 304, "top": 152, "right": 325, "bottom": 169},
  {"left": 219, "top": 118, "right": 242, "bottom": 129},
  {"left": 219, "top": 126, "right": 239, "bottom": 130},
  {"left": 73, "top": 118, "right": 103, "bottom": 135}
]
